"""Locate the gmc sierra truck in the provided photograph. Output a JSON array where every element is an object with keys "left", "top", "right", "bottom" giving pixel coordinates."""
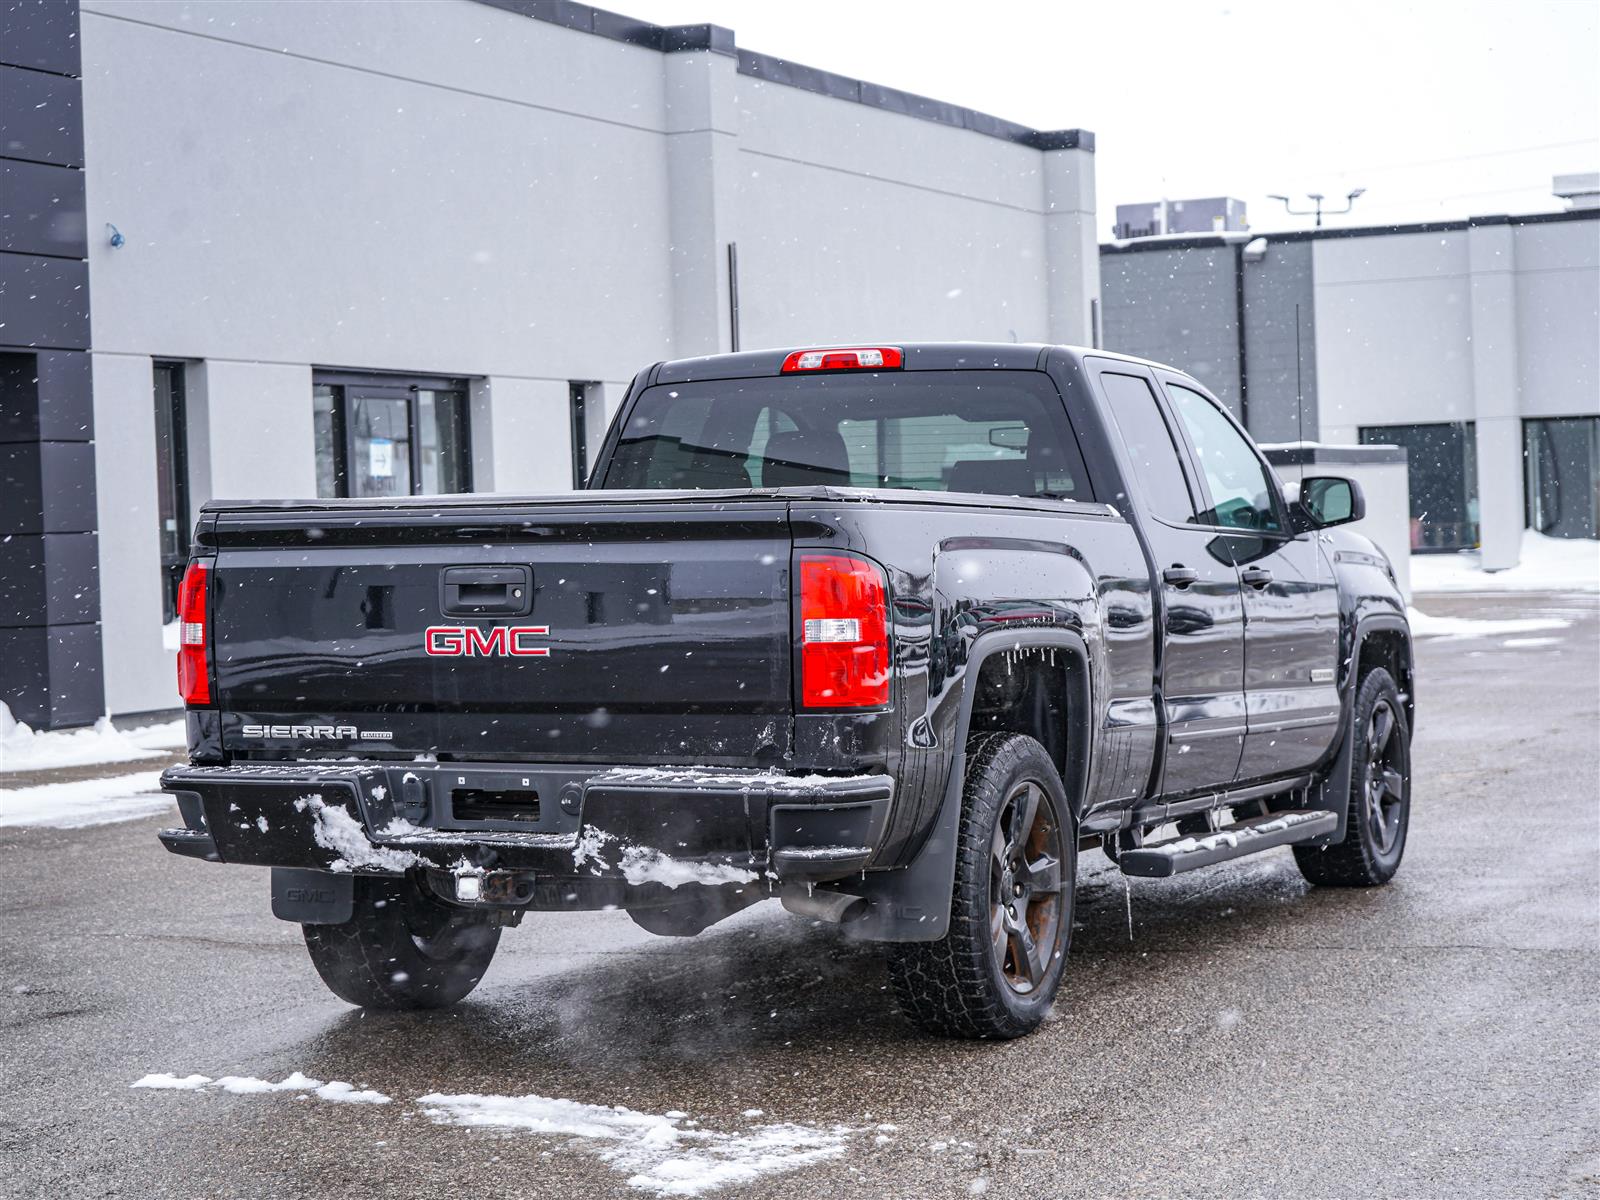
[{"left": 158, "top": 343, "right": 1413, "bottom": 1039}]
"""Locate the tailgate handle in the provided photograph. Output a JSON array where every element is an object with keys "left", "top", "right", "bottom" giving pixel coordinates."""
[{"left": 441, "top": 566, "right": 532, "bottom": 616}]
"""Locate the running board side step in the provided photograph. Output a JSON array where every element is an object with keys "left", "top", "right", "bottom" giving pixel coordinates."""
[{"left": 1117, "top": 809, "right": 1338, "bottom": 878}]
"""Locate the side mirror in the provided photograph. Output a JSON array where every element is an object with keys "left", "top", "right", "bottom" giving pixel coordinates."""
[{"left": 1293, "top": 475, "right": 1365, "bottom": 531}]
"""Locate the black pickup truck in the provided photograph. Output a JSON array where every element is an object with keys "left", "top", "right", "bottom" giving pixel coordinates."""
[{"left": 159, "top": 343, "right": 1412, "bottom": 1039}]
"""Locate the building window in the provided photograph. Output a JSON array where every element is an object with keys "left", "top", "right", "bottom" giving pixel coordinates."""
[
  {"left": 1360, "top": 421, "right": 1478, "bottom": 552},
  {"left": 153, "top": 362, "right": 189, "bottom": 623},
  {"left": 313, "top": 371, "right": 470, "bottom": 498},
  {"left": 1525, "top": 416, "right": 1600, "bottom": 540}
]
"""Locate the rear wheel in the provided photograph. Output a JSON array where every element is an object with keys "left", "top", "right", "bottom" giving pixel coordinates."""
[
  {"left": 888, "top": 733, "right": 1075, "bottom": 1039},
  {"left": 302, "top": 874, "right": 500, "bottom": 1009},
  {"left": 1294, "top": 667, "right": 1411, "bottom": 887}
]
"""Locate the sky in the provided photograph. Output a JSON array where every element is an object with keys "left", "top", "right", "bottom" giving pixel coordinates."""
[{"left": 619, "top": 0, "right": 1600, "bottom": 236}]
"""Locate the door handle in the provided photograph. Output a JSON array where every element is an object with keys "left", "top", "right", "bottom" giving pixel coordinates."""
[
  {"left": 1242, "top": 566, "right": 1273, "bottom": 589},
  {"left": 1162, "top": 565, "right": 1199, "bottom": 588}
]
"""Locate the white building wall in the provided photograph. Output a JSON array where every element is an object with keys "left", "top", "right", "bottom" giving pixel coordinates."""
[
  {"left": 734, "top": 80, "right": 1065, "bottom": 347},
  {"left": 1312, "top": 230, "right": 1475, "bottom": 441},
  {"left": 1313, "top": 216, "right": 1600, "bottom": 570},
  {"left": 1514, "top": 221, "right": 1600, "bottom": 418}
]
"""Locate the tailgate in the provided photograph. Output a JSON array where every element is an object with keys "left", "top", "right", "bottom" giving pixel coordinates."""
[{"left": 206, "top": 498, "right": 794, "bottom": 763}]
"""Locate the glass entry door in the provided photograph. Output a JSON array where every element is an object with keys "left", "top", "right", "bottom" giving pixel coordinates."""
[{"left": 346, "top": 386, "right": 413, "bottom": 498}]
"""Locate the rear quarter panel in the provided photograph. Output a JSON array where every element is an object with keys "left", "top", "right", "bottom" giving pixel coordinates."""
[{"left": 790, "top": 495, "right": 1155, "bottom": 864}]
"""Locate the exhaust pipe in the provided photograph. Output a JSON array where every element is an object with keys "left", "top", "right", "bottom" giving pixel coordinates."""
[{"left": 780, "top": 888, "right": 866, "bottom": 924}]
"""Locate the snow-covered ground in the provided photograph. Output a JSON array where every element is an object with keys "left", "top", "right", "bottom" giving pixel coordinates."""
[
  {"left": 0, "top": 703, "right": 184, "bottom": 774},
  {"left": 1411, "top": 530, "right": 1600, "bottom": 594},
  {"left": 130, "top": 1073, "right": 857, "bottom": 1195},
  {"left": 1405, "top": 607, "right": 1572, "bottom": 640},
  {"left": 132, "top": 1072, "right": 390, "bottom": 1104},
  {"left": 0, "top": 771, "right": 172, "bottom": 830}
]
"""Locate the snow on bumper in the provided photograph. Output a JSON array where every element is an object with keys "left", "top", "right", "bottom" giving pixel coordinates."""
[{"left": 157, "top": 762, "right": 893, "bottom": 889}]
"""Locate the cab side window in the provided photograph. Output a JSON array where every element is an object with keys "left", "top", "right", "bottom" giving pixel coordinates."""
[
  {"left": 1166, "top": 384, "right": 1282, "bottom": 533},
  {"left": 1100, "top": 372, "right": 1198, "bottom": 523}
]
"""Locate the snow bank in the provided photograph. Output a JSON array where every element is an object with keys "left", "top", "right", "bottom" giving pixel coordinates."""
[
  {"left": 0, "top": 704, "right": 184, "bottom": 774},
  {"left": 131, "top": 1072, "right": 390, "bottom": 1104},
  {"left": 1406, "top": 607, "right": 1570, "bottom": 639},
  {"left": 0, "top": 771, "right": 170, "bottom": 830},
  {"left": 1411, "top": 531, "right": 1599, "bottom": 594},
  {"left": 418, "top": 1091, "right": 850, "bottom": 1196}
]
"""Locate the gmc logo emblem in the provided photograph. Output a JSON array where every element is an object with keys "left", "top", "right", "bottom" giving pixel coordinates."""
[{"left": 425, "top": 625, "right": 550, "bottom": 657}]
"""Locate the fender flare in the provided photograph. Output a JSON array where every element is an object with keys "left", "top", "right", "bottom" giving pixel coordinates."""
[
  {"left": 844, "top": 627, "right": 1091, "bottom": 943},
  {"left": 1308, "top": 611, "right": 1413, "bottom": 845}
]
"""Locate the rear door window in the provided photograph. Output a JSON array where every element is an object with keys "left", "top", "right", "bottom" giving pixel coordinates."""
[
  {"left": 1099, "top": 371, "right": 1199, "bottom": 523},
  {"left": 601, "top": 371, "right": 1092, "bottom": 500}
]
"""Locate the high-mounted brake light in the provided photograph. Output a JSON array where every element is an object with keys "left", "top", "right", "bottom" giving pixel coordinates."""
[
  {"left": 176, "top": 560, "right": 213, "bottom": 706},
  {"left": 781, "top": 347, "right": 904, "bottom": 373},
  {"left": 798, "top": 552, "right": 889, "bottom": 709}
]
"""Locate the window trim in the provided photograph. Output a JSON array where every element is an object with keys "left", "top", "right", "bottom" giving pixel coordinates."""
[
  {"left": 153, "top": 360, "right": 191, "bottom": 624},
  {"left": 1093, "top": 364, "right": 1209, "bottom": 533}
]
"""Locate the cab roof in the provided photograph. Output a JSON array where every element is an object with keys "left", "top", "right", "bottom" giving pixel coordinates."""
[{"left": 648, "top": 342, "right": 1169, "bottom": 385}]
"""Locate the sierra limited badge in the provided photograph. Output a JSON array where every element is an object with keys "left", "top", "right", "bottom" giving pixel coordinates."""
[{"left": 240, "top": 724, "right": 394, "bottom": 741}]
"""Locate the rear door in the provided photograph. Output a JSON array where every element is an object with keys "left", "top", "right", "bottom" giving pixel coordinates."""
[
  {"left": 209, "top": 499, "right": 795, "bottom": 764},
  {"left": 1095, "top": 366, "right": 1246, "bottom": 796},
  {"left": 1155, "top": 375, "right": 1342, "bottom": 782}
]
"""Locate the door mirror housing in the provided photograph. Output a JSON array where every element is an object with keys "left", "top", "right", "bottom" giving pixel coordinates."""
[{"left": 1291, "top": 475, "right": 1365, "bottom": 532}]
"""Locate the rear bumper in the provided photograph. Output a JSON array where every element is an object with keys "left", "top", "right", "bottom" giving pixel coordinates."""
[{"left": 158, "top": 761, "right": 893, "bottom": 900}]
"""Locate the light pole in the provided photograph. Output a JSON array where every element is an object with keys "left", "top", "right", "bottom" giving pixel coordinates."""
[{"left": 1266, "top": 188, "right": 1367, "bottom": 227}]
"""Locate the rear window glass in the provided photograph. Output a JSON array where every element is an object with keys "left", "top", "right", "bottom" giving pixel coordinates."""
[{"left": 598, "top": 371, "right": 1091, "bottom": 501}]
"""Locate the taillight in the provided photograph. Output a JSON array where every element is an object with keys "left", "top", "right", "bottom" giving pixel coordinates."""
[
  {"left": 780, "top": 346, "right": 903, "bottom": 373},
  {"left": 176, "top": 560, "right": 212, "bottom": 706},
  {"left": 798, "top": 552, "right": 889, "bottom": 708}
]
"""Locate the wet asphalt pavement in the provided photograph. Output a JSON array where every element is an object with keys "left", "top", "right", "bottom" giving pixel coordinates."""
[{"left": 2, "top": 592, "right": 1596, "bottom": 1200}]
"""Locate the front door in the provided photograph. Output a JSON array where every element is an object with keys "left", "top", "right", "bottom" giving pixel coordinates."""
[
  {"left": 1096, "top": 367, "right": 1246, "bottom": 797},
  {"left": 1157, "top": 376, "right": 1342, "bottom": 783}
]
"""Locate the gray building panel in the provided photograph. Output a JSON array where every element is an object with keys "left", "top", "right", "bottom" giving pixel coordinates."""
[
  {"left": 0, "top": 349, "right": 92, "bottom": 442},
  {"left": 0, "top": 0, "right": 83, "bottom": 76},
  {"left": 0, "top": 64, "right": 84, "bottom": 167},
  {"left": 0, "top": 441, "right": 98, "bottom": 534},
  {"left": 0, "top": 621, "right": 103, "bottom": 728},
  {"left": 0, "top": 157, "right": 88, "bottom": 258},
  {"left": 1100, "top": 244, "right": 1243, "bottom": 416},
  {"left": 0, "top": 531, "right": 99, "bottom": 627},
  {"left": 1241, "top": 239, "right": 1318, "bottom": 444},
  {"left": 0, "top": 251, "right": 90, "bottom": 349}
]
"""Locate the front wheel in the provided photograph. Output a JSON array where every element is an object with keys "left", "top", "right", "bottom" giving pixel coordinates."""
[
  {"left": 1294, "top": 667, "right": 1411, "bottom": 887},
  {"left": 302, "top": 874, "right": 501, "bottom": 1009},
  {"left": 888, "top": 733, "right": 1076, "bottom": 1039}
]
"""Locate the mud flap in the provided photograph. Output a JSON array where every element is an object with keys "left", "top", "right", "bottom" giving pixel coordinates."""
[
  {"left": 1304, "top": 711, "right": 1358, "bottom": 846},
  {"left": 271, "top": 868, "right": 354, "bottom": 925},
  {"left": 841, "top": 762, "right": 962, "bottom": 944}
]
